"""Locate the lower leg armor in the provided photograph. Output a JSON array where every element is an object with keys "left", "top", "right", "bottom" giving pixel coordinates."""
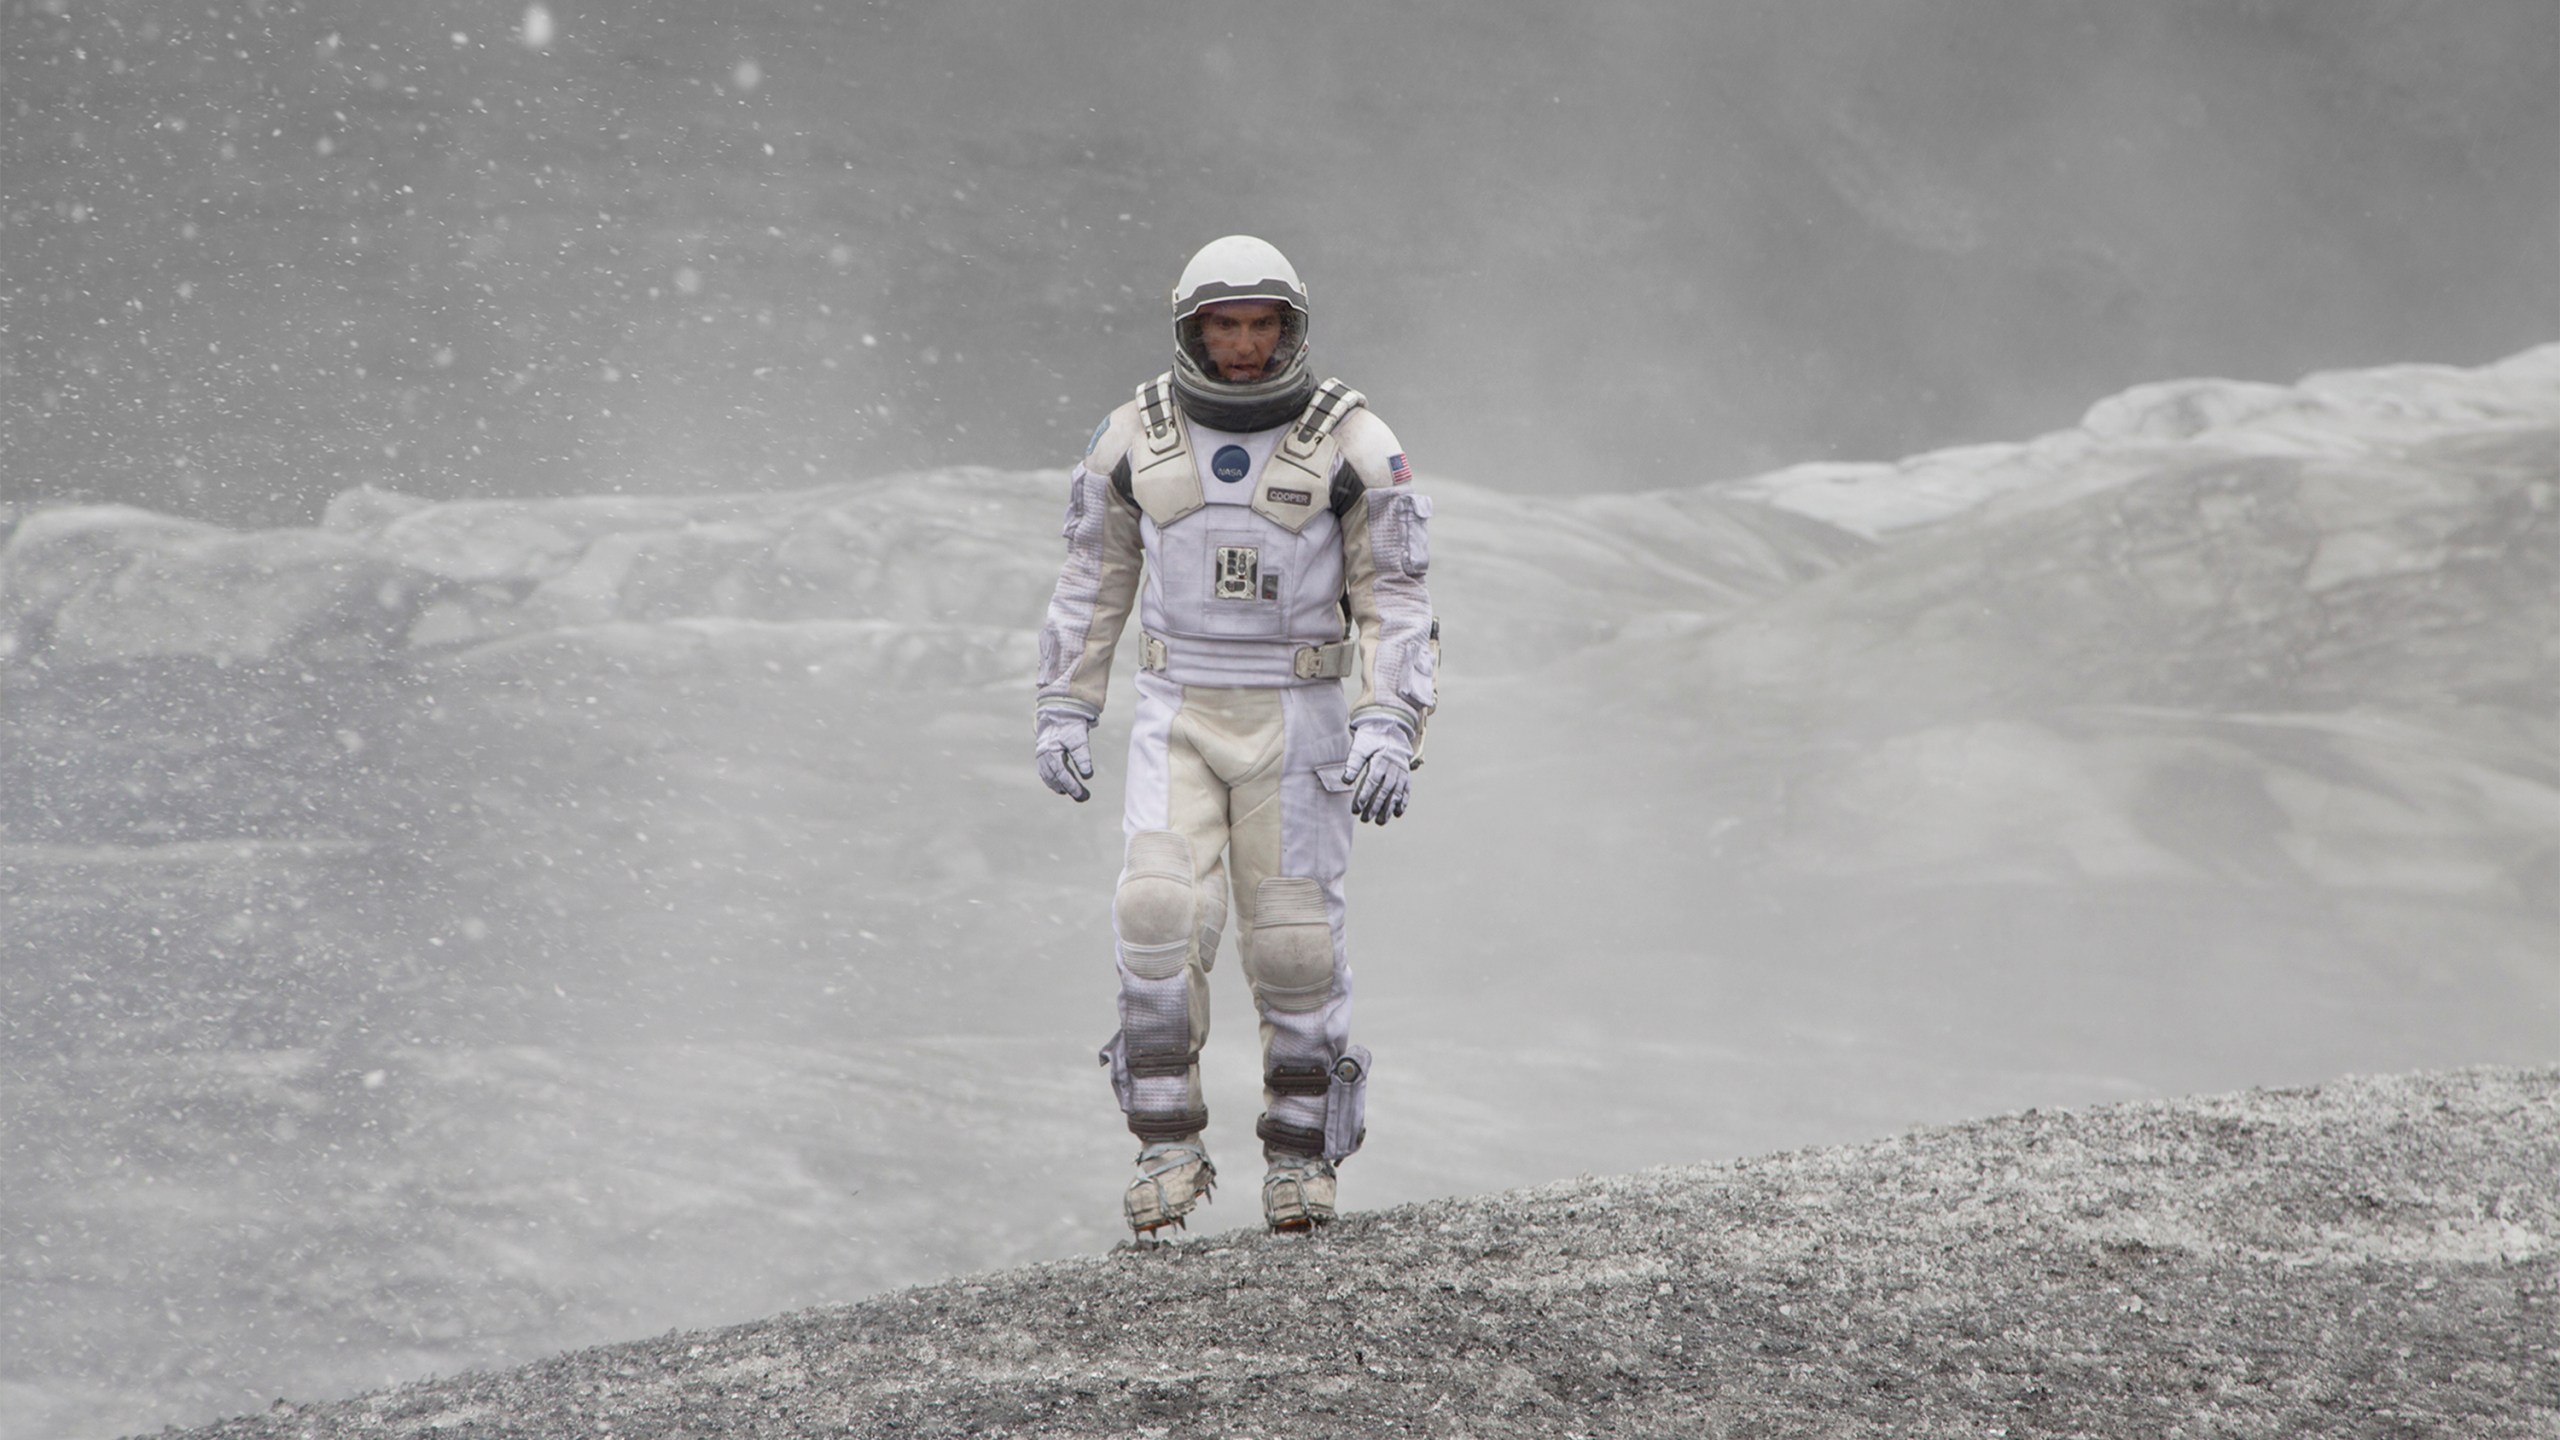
[
  {"left": 1243, "top": 876, "right": 1370, "bottom": 1164},
  {"left": 1104, "top": 830, "right": 1210, "bottom": 1142}
]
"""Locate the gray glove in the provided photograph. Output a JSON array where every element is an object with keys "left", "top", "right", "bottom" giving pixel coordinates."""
[
  {"left": 1035, "top": 708, "right": 1095, "bottom": 802},
  {"left": 1343, "top": 716, "right": 1415, "bottom": 826}
]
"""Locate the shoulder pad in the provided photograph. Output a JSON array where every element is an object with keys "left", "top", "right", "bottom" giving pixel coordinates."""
[
  {"left": 1080, "top": 399, "right": 1145, "bottom": 474},
  {"left": 1328, "top": 408, "right": 1406, "bottom": 515}
]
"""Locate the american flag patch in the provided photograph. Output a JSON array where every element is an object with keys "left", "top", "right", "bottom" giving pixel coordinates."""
[{"left": 1388, "top": 452, "right": 1412, "bottom": 486}]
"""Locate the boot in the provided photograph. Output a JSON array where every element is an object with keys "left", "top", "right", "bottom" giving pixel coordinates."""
[
  {"left": 1261, "top": 1153, "right": 1336, "bottom": 1232},
  {"left": 1123, "top": 1137, "right": 1215, "bottom": 1236}
]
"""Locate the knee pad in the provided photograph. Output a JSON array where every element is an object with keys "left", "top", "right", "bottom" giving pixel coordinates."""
[
  {"left": 1243, "top": 876, "right": 1335, "bottom": 1012},
  {"left": 1114, "top": 830, "right": 1197, "bottom": 979}
]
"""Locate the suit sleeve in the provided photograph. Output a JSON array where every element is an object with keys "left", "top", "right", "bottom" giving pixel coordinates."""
[
  {"left": 1334, "top": 411, "right": 1438, "bottom": 737},
  {"left": 1033, "top": 410, "right": 1145, "bottom": 720}
]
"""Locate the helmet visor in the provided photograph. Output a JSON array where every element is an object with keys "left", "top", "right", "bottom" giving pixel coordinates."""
[{"left": 1176, "top": 301, "right": 1308, "bottom": 387}]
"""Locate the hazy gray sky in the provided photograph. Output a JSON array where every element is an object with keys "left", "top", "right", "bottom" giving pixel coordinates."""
[{"left": 7, "top": 0, "right": 2553, "bottom": 522}]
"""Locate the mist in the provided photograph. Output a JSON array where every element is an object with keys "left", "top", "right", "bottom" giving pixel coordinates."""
[
  {"left": 2, "top": 5, "right": 2555, "bottom": 1439},
  {"left": 7, "top": 0, "right": 2554, "bottom": 524}
]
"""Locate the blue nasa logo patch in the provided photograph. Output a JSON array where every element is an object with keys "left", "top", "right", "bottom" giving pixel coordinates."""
[{"left": 1211, "top": 444, "right": 1252, "bottom": 484}]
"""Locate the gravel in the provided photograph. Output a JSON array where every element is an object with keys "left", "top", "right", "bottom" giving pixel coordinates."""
[{"left": 170, "top": 1065, "right": 2557, "bottom": 1439}]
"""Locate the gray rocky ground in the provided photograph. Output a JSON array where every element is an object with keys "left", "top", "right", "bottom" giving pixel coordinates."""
[{"left": 171, "top": 1065, "right": 2557, "bottom": 1439}]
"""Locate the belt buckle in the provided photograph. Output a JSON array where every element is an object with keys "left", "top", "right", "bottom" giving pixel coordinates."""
[{"left": 1292, "top": 646, "right": 1320, "bottom": 680}]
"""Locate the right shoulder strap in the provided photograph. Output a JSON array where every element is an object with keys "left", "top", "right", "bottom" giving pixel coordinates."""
[
  {"left": 1137, "top": 374, "right": 1182, "bottom": 452},
  {"left": 1126, "top": 372, "right": 1206, "bottom": 527}
]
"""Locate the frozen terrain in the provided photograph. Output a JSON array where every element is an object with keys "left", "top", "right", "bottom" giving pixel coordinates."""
[
  {"left": 2, "top": 345, "right": 2556, "bottom": 1438},
  {"left": 157, "top": 1066, "right": 2560, "bottom": 1439}
]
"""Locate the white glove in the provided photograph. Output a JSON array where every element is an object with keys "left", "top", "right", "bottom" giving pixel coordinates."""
[
  {"left": 1035, "top": 708, "right": 1095, "bottom": 802},
  {"left": 1343, "top": 716, "right": 1415, "bottom": 826}
]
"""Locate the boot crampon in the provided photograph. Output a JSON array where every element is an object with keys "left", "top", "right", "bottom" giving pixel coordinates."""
[
  {"left": 1260, "top": 1154, "right": 1337, "bottom": 1233},
  {"left": 1123, "top": 1138, "right": 1216, "bottom": 1237}
]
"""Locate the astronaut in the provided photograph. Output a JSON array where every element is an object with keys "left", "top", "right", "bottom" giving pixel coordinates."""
[{"left": 1033, "top": 235, "right": 1439, "bottom": 1236}]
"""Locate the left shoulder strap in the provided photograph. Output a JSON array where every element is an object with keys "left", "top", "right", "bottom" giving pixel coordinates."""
[
  {"left": 1256, "top": 378, "right": 1366, "bottom": 535},
  {"left": 1282, "top": 378, "right": 1366, "bottom": 461}
]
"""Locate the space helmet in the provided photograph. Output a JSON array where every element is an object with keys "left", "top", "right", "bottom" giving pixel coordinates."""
[{"left": 1169, "top": 234, "right": 1316, "bottom": 431}]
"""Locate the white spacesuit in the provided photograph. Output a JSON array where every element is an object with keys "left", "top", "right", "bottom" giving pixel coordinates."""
[{"left": 1034, "top": 236, "right": 1438, "bottom": 1235}]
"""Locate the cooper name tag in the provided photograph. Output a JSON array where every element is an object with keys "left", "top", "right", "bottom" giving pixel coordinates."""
[{"left": 1265, "top": 486, "right": 1312, "bottom": 506}]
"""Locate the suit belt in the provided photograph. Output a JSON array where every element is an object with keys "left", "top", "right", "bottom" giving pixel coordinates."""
[{"left": 1140, "top": 632, "right": 1357, "bottom": 683}]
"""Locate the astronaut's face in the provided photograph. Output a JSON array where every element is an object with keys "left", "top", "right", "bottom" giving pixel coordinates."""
[{"left": 1197, "top": 299, "right": 1288, "bottom": 382}]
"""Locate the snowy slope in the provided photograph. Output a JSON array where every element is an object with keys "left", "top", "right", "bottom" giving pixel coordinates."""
[
  {"left": 1720, "top": 345, "right": 2560, "bottom": 538},
  {"left": 1, "top": 467, "right": 1858, "bottom": 679},
  {"left": 1626, "top": 345, "right": 2560, "bottom": 898}
]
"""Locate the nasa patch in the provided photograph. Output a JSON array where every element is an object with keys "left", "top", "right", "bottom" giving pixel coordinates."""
[{"left": 1211, "top": 444, "right": 1252, "bottom": 484}]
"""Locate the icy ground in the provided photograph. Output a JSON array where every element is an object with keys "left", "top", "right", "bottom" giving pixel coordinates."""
[
  {"left": 2, "top": 346, "right": 2556, "bottom": 1438},
  {"left": 160, "top": 1066, "right": 2560, "bottom": 1440}
]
